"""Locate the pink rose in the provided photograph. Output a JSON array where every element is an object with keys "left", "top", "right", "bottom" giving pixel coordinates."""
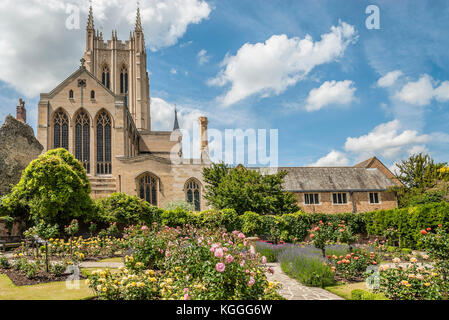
[
  {"left": 262, "top": 256, "right": 267, "bottom": 264},
  {"left": 216, "top": 263, "right": 226, "bottom": 273},
  {"left": 184, "top": 294, "right": 190, "bottom": 300},
  {"left": 141, "top": 226, "right": 148, "bottom": 231},
  {"left": 215, "top": 248, "right": 224, "bottom": 258},
  {"left": 248, "top": 277, "right": 255, "bottom": 287},
  {"left": 225, "top": 254, "right": 234, "bottom": 263},
  {"left": 238, "top": 232, "right": 246, "bottom": 239}
]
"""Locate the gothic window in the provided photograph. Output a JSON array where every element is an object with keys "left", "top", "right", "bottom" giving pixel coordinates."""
[
  {"left": 120, "top": 66, "right": 128, "bottom": 94},
  {"left": 96, "top": 111, "right": 112, "bottom": 174},
  {"left": 185, "top": 179, "right": 201, "bottom": 211},
  {"left": 53, "top": 111, "right": 69, "bottom": 150},
  {"left": 138, "top": 174, "right": 158, "bottom": 206},
  {"left": 69, "top": 90, "right": 74, "bottom": 99},
  {"left": 75, "top": 111, "right": 90, "bottom": 173},
  {"left": 102, "top": 66, "right": 110, "bottom": 89},
  {"left": 90, "top": 90, "right": 95, "bottom": 100}
]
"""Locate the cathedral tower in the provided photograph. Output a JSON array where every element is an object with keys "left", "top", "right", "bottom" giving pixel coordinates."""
[{"left": 83, "top": 4, "right": 151, "bottom": 131}]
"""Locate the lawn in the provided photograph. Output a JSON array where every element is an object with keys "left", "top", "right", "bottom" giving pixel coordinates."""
[
  {"left": 0, "top": 274, "right": 94, "bottom": 300},
  {"left": 325, "top": 282, "right": 370, "bottom": 300},
  {"left": 96, "top": 257, "right": 123, "bottom": 263}
]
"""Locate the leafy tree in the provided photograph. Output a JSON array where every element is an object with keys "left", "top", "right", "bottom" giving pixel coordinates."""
[
  {"left": 396, "top": 153, "right": 445, "bottom": 189},
  {"left": 164, "top": 200, "right": 194, "bottom": 212},
  {"left": 2, "top": 148, "right": 94, "bottom": 227},
  {"left": 203, "top": 163, "right": 299, "bottom": 215},
  {"left": 391, "top": 153, "right": 447, "bottom": 208}
]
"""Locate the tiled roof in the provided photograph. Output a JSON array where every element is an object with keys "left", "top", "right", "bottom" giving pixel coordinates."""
[{"left": 261, "top": 167, "right": 397, "bottom": 192}]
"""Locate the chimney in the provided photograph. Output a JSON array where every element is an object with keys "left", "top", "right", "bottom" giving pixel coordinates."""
[
  {"left": 16, "top": 98, "right": 26, "bottom": 123},
  {"left": 198, "top": 116, "right": 209, "bottom": 160}
]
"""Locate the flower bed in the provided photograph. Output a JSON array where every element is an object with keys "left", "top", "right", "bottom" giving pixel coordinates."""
[{"left": 87, "top": 224, "right": 283, "bottom": 300}]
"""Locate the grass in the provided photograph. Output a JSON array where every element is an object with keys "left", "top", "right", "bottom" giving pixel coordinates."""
[
  {"left": 96, "top": 257, "right": 123, "bottom": 263},
  {"left": 0, "top": 274, "right": 94, "bottom": 300},
  {"left": 325, "top": 282, "right": 368, "bottom": 300}
]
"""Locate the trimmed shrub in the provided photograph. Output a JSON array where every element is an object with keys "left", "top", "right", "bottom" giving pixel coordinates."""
[
  {"left": 239, "top": 211, "right": 263, "bottom": 236},
  {"left": 351, "top": 289, "right": 388, "bottom": 300},
  {"left": 96, "top": 193, "right": 162, "bottom": 228}
]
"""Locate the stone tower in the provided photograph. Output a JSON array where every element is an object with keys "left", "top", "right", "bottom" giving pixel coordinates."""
[{"left": 83, "top": 5, "right": 151, "bottom": 131}]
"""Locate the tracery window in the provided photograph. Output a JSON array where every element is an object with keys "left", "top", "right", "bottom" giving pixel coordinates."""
[
  {"left": 120, "top": 66, "right": 128, "bottom": 94},
  {"left": 75, "top": 111, "right": 90, "bottom": 173},
  {"left": 138, "top": 174, "right": 158, "bottom": 206},
  {"left": 186, "top": 179, "right": 201, "bottom": 211},
  {"left": 53, "top": 111, "right": 69, "bottom": 150},
  {"left": 96, "top": 111, "right": 112, "bottom": 174},
  {"left": 102, "top": 66, "right": 110, "bottom": 89}
]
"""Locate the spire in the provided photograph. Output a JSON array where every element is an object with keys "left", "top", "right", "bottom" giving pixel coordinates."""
[
  {"left": 173, "top": 105, "right": 180, "bottom": 131},
  {"left": 135, "top": 3, "right": 143, "bottom": 32},
  {"left": 87, "top": 1, "right": 94, "bottom": 30}
]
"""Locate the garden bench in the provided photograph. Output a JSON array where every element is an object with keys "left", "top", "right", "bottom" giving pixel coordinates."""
[{"left": 0, "top": 236, "right": 23, "bottom": 252}]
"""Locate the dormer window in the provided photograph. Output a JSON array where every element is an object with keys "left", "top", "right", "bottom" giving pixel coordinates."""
[
  {"left": 91, "top": 90, "right": 95, "bottom": 100},
  {"left": 69, "top": 90, "right": 74, "bottom": 99}
]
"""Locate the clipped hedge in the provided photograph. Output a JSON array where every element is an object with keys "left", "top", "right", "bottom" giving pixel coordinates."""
[
  {"left": 363, "top": 202, "right": 449, "bottom": 249},
  {"left": 351, "top": 289, "right": 388, "bottom": 300}
]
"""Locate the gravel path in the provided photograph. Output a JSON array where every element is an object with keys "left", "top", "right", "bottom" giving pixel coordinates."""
[{"left": 266, "top": 263, "right": 343, "bottom": 300}]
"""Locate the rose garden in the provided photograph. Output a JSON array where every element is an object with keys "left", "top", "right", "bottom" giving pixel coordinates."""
[{"left": 1, "top": 149, "right": 449, "bottom": 300}]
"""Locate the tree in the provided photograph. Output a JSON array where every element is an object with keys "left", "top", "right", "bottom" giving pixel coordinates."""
[
  {"left": 391, "top": 153, "right": 447, "bottom": 208},
  {"left": 396, "top": 153, "right": 444, "bottom": 189},
  {"left": 203, "top": 163, "right": 299, "bottom": 215},
  {"left": 2, "top": 148, "right": 94, "bottom": 227}
]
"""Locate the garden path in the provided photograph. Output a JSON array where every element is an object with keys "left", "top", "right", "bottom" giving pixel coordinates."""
[{"left": 266, "top": 263, "right": 343, "bottom": 300}]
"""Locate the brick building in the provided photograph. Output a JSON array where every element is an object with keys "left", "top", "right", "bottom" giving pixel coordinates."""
[{"left": 280, "top": 157, "right": 401, "bottom": 214}]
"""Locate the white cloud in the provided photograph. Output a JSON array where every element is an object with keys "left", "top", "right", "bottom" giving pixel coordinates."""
[
  {"left": 434, "top": 81, "right": 449, "bottom": 102},
  {"left": 305, "top": 80, "right": 356, "bottom": 111},
  {"left": 408, "top": 145, "right": 429, "bottom": 155},
  {"left": 310, "top": 150, "right": 350, "bottom": 167},
  {"left": 377, "top": 70, "right": 403, "bottom": 88},
  {"left": 150, "top": 97, "right": 204, "bottom": 132},
  {"left": 393, "top": 74, "right": 449, "bottom": 106},
  {"left": 209, "top": 21, "right": 357, "bottom": 106},
  {"left": 344, "top": 120, "right": 431, "bottom": 159},
  {"left": 197, "top": 49, "right": 210, "bottom": 65},
  {"left": 170, "top": 68, "right": 177, "bottom": 75},
  {"left": 0, "top": 0, "right": 211, "bottom": 98},
  {"left": 394, "top": 74, "right": 435, "bottom": 106}
]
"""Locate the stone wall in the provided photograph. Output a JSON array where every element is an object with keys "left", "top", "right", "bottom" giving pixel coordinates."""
[{"left": 0, "top": 115, "right": 43, "bottom": 196}]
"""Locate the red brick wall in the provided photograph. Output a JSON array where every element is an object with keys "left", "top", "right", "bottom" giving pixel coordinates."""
[{"left": 294, "top": 191, "right": 397, "bottom": 214}]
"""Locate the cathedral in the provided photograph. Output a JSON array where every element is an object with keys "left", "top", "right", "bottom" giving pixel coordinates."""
[
  {"left": 37, "top": 6, "right": 209, "bottom": 210},
  {"left": 33, "top": 5, "right": 401, "bottom": 214}
]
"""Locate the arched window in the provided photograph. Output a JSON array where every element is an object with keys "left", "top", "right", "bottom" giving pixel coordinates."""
[
  {"left": 90, "top": 90, "right": 95, "bottom": 100},
  {"left": 96, "top": 111, "right": 112, "bottom": 174},
  {"left": 75, "top": 111, "right": 90, "bottom": 173},
  {"left": 53, "top": 111, "right": 69, "bottom": 150},
  {"left": 120, "top": 66, "right": 128, "bottom": 94},
  {"left": 102, "top": 66, "right": 110, "bottom": 89},
  {"left": 138, "top": 174, "right": 158, "bottom": 206},
  {"left": 186, "top": 179, "right": 201, "bottom": 211},
  {"left": 69, "top": 90, "right": 74, "bottom": 99}
]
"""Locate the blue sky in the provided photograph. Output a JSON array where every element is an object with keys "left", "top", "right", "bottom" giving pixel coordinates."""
[{"left": 1, "top": 0, "right": 449, "bottom": 170}]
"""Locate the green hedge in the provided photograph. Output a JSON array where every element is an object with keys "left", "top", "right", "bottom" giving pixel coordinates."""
[
  {"left": 351, "top": 289, "right": 388, "bottom": 300},
  {"left": 363, "top": 202, "right": 449, "bottom": 249},
  {"left": 94, "top": 194, "right": 449, "bottom": 249}
]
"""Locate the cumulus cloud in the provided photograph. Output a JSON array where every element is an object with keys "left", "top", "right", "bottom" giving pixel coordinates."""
[
  {"left": 305, "top": 80, "right": 356, "bottom": 111},
  {"left": 344, "top": 120, "right": 431, "bottom": 159},
  {"left": 0, "top": 0, "right": 211, "bottom": 98},
  {"left": 394, "top": 74, "right": 435, "bottom": 106},
  {"left": 377, "top": 70, "right": 403, "bottom": 88},
  {"left": 209, "top": 21, "right": 357, "bottom": 106},
  {"left": 197, "top": 49, "right": 211, "bottom": 65},
  {"left": 310, "top": 150, "right": 350, "bottom": 167},
  {"left": 150, "top": 97, "right": 204, "bottom": 132},
  {"left": 393, "top": 74, "right": 449, "bottom": 106}
]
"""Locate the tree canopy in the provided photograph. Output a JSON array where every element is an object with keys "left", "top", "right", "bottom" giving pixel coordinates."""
[
  {"left": 1, "top": 148, "right": 94, "bottom": 227},
  {"left": 203, "top": 163, "right": 299, "bottom": 215}
]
